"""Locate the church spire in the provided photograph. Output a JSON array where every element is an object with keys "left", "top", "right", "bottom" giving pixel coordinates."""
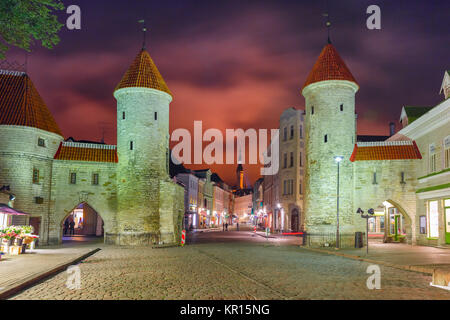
[{"left": 323, "top": 0, "right": 332, "bottom": 44}]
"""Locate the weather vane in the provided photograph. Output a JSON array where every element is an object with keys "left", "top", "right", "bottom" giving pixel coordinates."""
[
  {"left": 322, "top": 0, "right": 332, "bottom": 44},
  {"left": 138, "top": 19, "right": 147, "bottom": 50}
]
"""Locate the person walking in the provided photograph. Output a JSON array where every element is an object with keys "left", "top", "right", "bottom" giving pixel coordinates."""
[
  {"left": 69, "top": 219, "right": 75, "bottom": 236},
  {"left": 236, "top": 221, "right": 239, "bottom": 231},
  {"left": 63, "top": 219, "right": 69, "bottom": 235},
  {"left": 225, "top": 222, "right": 228, "bottom": 231}
]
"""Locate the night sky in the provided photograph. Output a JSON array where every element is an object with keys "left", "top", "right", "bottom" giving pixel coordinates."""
[{"left": 6, "top": 0, "right": 449, "bottom": 186}]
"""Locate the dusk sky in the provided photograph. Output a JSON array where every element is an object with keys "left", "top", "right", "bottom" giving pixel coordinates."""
[{"left": 6, "top": 0, "right": 449, "bottom": 186}]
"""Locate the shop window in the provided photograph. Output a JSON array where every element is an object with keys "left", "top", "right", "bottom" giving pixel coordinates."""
[
  {"left": 38, "top": 138, "right": 45, "bottom": 147},
  {"left": 70, "top": 172, "right": 77, "bottom": 184},
  {"left": 419, "top": 216, "right": 427, "bottom": 234},
  {"left": 92, "top": 173, "right": 99, "bottom": 185},
  {"left": 32, "top": 168, "right": 39, "bottom": 184},
  {"left": 428, "top": 200, "right": 439, "bottom": 238},
  {"left": 379, "top": 216, "right": 385, "bottom": 232}
]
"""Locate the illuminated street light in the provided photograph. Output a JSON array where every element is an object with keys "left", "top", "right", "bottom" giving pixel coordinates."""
[{"left": 334, "top": 156, "right": 343, "bottom": 249}]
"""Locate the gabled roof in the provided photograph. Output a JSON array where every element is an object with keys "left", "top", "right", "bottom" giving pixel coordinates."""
[
  {"left": 350, "top": 141, "right": 422, "bottom": 162},
  {"left": 302, "top": 44, "right": 358, "bottom": 90},
  {"left": 54, "top": 141, "right": 118, "bottom": 163},
  {"left": 400, "top": 106, "right": 434, "bottom": 124},
  {"left": 115, "top": 49, "right": 171, "bottom": 96},
  {"left": 0, "top": 70, "right": 62, "bottom": 136}
]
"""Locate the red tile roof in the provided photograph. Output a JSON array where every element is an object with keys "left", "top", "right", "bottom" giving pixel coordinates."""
[
  {"left": 350, "top": 141, "right": 422, "bottom": 162},
  {"left": 115, "top": 49, "right": 172, "bottom": 96},
  {"left": 303, "top": 44, "right": 358, "bottom": 90},
  {"left": 54, "top": 142, "right": 118, "bottom": 163},
  {"left": 0, "top": 70, "right": 62, "bottom": 136}
]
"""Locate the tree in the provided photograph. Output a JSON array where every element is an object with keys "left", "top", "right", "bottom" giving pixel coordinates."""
[{"left": 0, "top": 0, "right": 65, "bottom": 59}]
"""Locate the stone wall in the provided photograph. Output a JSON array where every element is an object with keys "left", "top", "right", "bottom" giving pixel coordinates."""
[
  {"left": 0, "top": 126, "right": 63, "bottom": 244},
  {"left": 303, "top": 80, "right": 359, "bottom": 239},
  {"left": 49, "top": 160, "right": 117, "bottom": 244},
  {"left": 353, "top": 159, "right": 419, "bottom": 243}
]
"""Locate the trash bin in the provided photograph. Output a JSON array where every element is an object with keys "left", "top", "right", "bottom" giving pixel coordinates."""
[{"left": 355, "top": 232, "right": 363, "bottom": 248}]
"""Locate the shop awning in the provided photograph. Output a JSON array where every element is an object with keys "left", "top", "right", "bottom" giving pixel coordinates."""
[{"left": 0, "top": 203, "right": 30, "bottom": 215}]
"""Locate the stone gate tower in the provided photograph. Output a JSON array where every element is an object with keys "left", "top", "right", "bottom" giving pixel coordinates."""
[
  {"left": 301, "top": 43, "right": 360, "bottom": 236},
  {"left": 113, "top": 48, "right": 173, "bottom": 244}
]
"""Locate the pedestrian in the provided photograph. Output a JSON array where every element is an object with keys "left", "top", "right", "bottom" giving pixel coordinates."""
[
  {"left": 69, "top": 219, "right": 75, "bottom": 236},
  {"left": 225, "top": 222, "right": 228, "bottom": 231},
  {"left": 237, "top": 221, "right": 239, "bottom": 231},
  {"left": 63, "top": 219, "right": 69, "bottom": 235}
]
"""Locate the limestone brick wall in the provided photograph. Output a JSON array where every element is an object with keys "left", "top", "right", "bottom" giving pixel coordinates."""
[
  {"left": 302, "top": 80, "right": 358, "bottom": 235},
  {"left": 159, "top": 180, "right": 185, "bottom": 244},
  {"left": 114, "top": 87, "right": 172, "bottom": 244},
  {"left": 353, "top": 160, "right": 419, "bottom": 243},
  {"left": 0, "top": 126, "right": 63, "bottom": 243},
  {"left": 48, "top": 160, "right": 117, "bottom": 244}
]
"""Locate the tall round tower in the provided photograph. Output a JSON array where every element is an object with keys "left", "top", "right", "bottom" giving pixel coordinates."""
[
  {"left": 301, "top": 43, "right": 360, "bottom": 237},
  {"left": 113, "top": 48, "right": 172, "bottom": 245}
]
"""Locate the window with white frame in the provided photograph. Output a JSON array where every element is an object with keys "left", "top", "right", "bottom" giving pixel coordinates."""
[
  {"left": 427, "top": 200, "right": 439, "bottom": 238},
  {"left": 444, "top": 136, "right": 450, "bottom": 169},
  {"left": 429, "top": 144, "right": 437, "bottom": 173}
]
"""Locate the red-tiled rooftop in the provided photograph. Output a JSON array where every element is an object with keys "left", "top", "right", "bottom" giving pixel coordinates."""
[
  {"left": 350, "top": 141, "right": 422, "bottom": 162},
  {"left": 0, "top": 70, "right": 62, "bottom": 136},
  {"left": 54, "top": 142, "right": 118, "bottom": 163},
  {"left": 302, "top": 44, "right": 358, "bottom": 90},
  {"left": 115, "top": 49, "right": 172, "bottom": 96}
]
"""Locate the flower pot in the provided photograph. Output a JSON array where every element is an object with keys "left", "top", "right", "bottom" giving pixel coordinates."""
[{"left": 15, "top": 238, "right": 23, "bottom": 246}]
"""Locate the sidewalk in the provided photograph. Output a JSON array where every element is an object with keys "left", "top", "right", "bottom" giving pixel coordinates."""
[
  {"left": 0, "top": 242, "right": 101, "bottom": 299},
  {"left": 301, "top": 241, "right": 450, "bottom": 287}
]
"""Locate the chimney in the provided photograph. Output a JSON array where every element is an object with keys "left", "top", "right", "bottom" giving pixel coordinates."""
[{"left": 389, "top": 122, "right": 395, "bottom": 136}]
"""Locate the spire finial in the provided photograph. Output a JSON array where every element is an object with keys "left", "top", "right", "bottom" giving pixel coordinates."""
[
  {"left": 138, "top": 19, "right": 147, "bottom": 50},
  {"left": 323, "top": 0, "right": 332, "bottom": 44}
]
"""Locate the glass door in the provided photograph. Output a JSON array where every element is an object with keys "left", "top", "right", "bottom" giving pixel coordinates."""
[{"left": 445, "top": 199, "right": 450, "bottom": 244}]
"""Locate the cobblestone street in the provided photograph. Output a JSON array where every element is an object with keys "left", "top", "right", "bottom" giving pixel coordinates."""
[{"left": 11, "top": 230, "right": 450, "bottom": 300}]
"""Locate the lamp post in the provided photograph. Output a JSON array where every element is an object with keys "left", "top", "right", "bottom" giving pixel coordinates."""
[
  {"left": 357, "top": 208, "right": 375, "bottom": 254},
  {"left": 334, "top": 156, "right": 343, "bottom": 249}
]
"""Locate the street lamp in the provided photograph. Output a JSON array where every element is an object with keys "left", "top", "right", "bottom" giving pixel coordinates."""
[
  {"left": 334, "top": 156, "right": 343, "bottom": 249},
  {"left": 357, "top": 208, "right": 375, "bottom": 254}
]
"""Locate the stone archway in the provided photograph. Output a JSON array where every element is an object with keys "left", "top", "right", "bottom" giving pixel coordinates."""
[
  {"left": 383, "top": 199, "right": 413, "bottom": 243},
  {"left": 60, "top": 202, "right": 105, "bottom": 243}
]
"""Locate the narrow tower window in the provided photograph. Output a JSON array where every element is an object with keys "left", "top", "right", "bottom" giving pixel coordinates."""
[
  {"left": 130, "top": 141, "right": 134, "bottom": 150},
  {"left": 400, "top": 172, "right": 406, "bottom": 184},
  {"left": 70, "top": 172, "right": 76, "bottom": 184},
  {"left": 32, "top": 168, "right": 39, "bottom": 184},
  {"left": 154, "top": 112, "right": 157, "bottom": 120},
  {"left": 122, "top": 111, "right": 125, "bottom": 120},
  {"left": 340, "top": 104, "right": 344, "bottom": 111},
  {"left": 311, "top": 106, "right": 314, "bottom": 115},
  {"left": 324, "top": 134, "right": 328, "bottom": 143},
  {"left": 372, "top": 172, "right": 377, "bottom": 185}
]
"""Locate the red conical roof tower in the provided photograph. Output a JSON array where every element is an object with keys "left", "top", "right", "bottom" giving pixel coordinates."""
[
  {"left": 0, "top": 70, "right": 62, "bottom": 136},
  {"left": 115, "top": 49, "right": 171, "bottom": 96},
  {"left": 302, "top": 44, "right": 358, "bottom": 91}
]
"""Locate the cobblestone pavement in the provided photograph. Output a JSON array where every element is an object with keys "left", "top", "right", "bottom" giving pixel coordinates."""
[{"left": 11, "top": 231, "right": 450, "bottom": 300}]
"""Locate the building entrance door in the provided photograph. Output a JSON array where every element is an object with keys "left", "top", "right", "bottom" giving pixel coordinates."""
[
  {"left": 445, "top": 199, "right": 450, "bottom": 244},
  {"left": 291, "top": 209, "right": 299, "bottom": 232}
]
